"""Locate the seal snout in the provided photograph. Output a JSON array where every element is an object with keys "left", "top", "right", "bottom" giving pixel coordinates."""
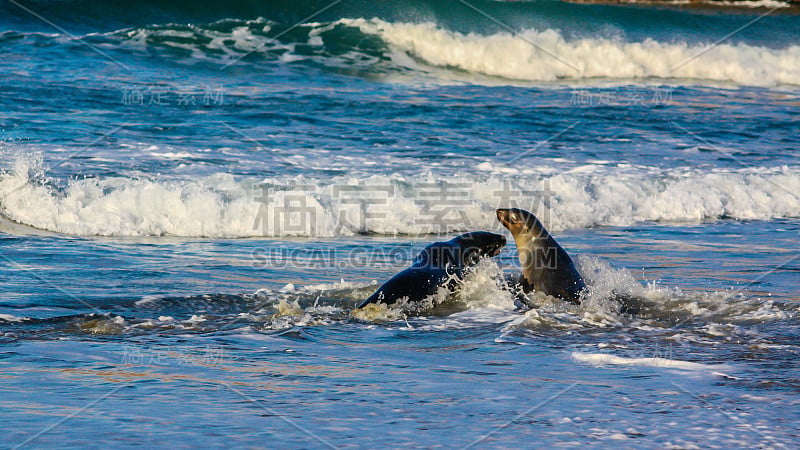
[
  {"left": 496, "top": 208, "right": 524, "bottom": 234},
  {"left": 468, "top": 232, "right": 506, "bottom": 257},
  {"left": 496, "top": 208, "right": 511, "bottom": 227},
  {"left": 489, "top": 235, "right": 506, "bottom": 256}
]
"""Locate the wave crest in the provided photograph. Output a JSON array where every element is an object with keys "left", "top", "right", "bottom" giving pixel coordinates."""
[
  {"left": 345, "top": 18, "right": 800, "bottom": 86},
  {"left": 1, "top": 155, "right": 797, "bottom": 237}
]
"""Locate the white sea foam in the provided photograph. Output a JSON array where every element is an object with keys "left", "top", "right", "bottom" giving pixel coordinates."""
[
  {"left": 0, "top": 314, "right": 24, "bottom": 322},
  {"left": 708, "top": 0, "right": 791, "bottom": 8},
  {"left": 661, "top": 0, "right": 792, "bottom": 7},
  {"left": 120, "top": 19, "right": 306, "bottom": 67},
  {"left": 501, "top": 253, "right": 793, "bottom": 334},
  {"left": 114, "top": 18, "right": 800, "bottom": 87},
  {"left": 1, "top": 154, "right": 798, "bottom": 237},
  {"left": 343, "top": 18, "right": 800, "bottom": 87},
  {"left": 571, "top": 351, "right": 731, "bottom": 373}
]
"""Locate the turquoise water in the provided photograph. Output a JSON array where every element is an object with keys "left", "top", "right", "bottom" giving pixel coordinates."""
[{"left": 1, "top": 0, "right": 799, "bottom": 447}]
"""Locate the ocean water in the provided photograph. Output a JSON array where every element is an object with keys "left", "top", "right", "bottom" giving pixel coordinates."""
[{"left": 1, "top": 0, "right": 799, "bottom": 447}]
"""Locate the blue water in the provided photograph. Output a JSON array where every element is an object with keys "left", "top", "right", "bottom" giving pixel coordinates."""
[{"left": 1, "top": 0, "right": 799, "bottom": 447}]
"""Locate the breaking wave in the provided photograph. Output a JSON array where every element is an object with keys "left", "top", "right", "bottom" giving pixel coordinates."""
[
  {"left": 1, "top": 154, "right": 797, "bottom": 237},
  {"left": 9, "top": 14, "right": 798, "bottom": 87},
  {"left": 345, "top": 18, "right": 800, "bottom": 87}
]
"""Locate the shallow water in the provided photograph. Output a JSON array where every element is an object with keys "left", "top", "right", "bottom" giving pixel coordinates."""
[
  {"left": 2, "top": 0, "right": 799, "bottom": 448},
  {"left": 2, "top": 219, "right": 798, "bottom": 447}
]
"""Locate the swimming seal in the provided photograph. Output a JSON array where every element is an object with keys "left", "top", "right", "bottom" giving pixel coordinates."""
[
  {"left": 496, "top": 208, "right": 585, "bottom": 304},
  {"left": 357, "top": 231, "right": 506, "bottom": 308}
]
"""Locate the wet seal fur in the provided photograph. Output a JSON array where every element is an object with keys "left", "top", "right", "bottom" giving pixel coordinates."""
[
  {"left": 357, "top": 231, "right": 506, "bottom": 308},
  {"left": 496, "top": 208, "right": 586, "bottom": 304}
]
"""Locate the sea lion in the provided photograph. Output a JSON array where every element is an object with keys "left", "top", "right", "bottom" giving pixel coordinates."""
[
  {"left": 496, "top": 208, "right": 585, "bottom": 304},
  {"left": 357, "top": 231, "right": 506, "bottom": 308}
]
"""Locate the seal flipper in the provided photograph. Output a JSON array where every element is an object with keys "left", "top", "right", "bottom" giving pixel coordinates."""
[
  {"left": 498, "top": 271, "right": 532, "bottom": 310},
  {"left": 613, "top": 293, "right": 644, "bottom": 315}
]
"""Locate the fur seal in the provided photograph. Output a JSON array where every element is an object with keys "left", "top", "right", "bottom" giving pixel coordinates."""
[
  {"left": 357, "top": 231, "right": 506, "bottom": 308},
  {"left": 496, "top": 208, "right": 585, "bottom": 304}
]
